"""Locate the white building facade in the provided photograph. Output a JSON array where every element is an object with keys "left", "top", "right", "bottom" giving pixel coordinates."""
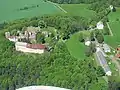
[
  {"left": 97, "top": 21, "right": 104, "bottom": 29},
  {"left": 15, "top": 42, "right": 45, "bottom": 54}
]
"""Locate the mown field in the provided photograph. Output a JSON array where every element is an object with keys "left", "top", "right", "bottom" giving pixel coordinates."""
[
  {"left": 108, "top": 8, "right": 120, "bottom": 22},
  {"left": 105, "top": 21, "right": 120, "bottom": 48},
  {"left": 0, "top": 1, "right": 96, "bottom": 22},
  {"left": 0, "top": 0, "right": 62, "bottom": 22},
  {"left": 66, "top": 32, "right": 86, "bottom": 59},
  {"left": 104, "top": 8, "right": 120, "bottom": 48},
  {"left": 61, "top": 4, "right": 96, "bottom": 18}
]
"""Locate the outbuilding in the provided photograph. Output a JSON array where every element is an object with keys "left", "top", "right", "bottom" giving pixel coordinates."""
[
  {"left": 110, "top": 5, "right": 114, "bottom": 11},
  {"left": 15, "top": 42, "right": 46, "bottom": 54},
  {"left": 97, "top": 21, "right": 104, "bottom": 29},
  {"left": 103, "top": 44, "right": 111, "bottom": 53},
  {"left": 85, "top": 41, "right": 91, "bottom": 46}
]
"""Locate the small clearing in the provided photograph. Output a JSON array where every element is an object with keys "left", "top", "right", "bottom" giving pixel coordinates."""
[
  {"left": 66, "top": 33, "right": 86, "bottom": 60},
  {"left": 104, "top": 21, "right": 120, "bottom": 48}
]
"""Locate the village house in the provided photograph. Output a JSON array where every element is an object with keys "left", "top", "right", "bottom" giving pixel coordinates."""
[
  {"left": 103, "top": 44, "right": 111, "bottom": 53},
  {"left": 116, "top": 54, "right": 120, "bottom": 58},
  {"left": 5, "top": 26, "right": 50, "bottom": 54},
  {"left": 96, "top": 50, "right": 112, "bottom": 76},
  {"left": 5, "top": 32, "right": 18, "bottom": 42},
  {"left": 8, "top": 36, "right": 18, "bottom": 42},
  {"left": 5, "top": 26, "right": 41, "bottom": 42},
  {"left": 15, "top": 42, "right": 46, "bottom": 54},
  {"left": 42, "top": 31, "right": 49, "bottom": 37},
  {"left": 109, "top": 5, "right": 114, "bottom": 11},
  {"left": 85, "top": 37, "right": 91, "bottom": 46},
  {"left": 24, "top": 26, "right": 40, "bottom": 40},
  {"left": 96, "top": 21, "right": 104, "bottom": 29},
  {"left": 85, "top": 41, "right": 91, "bottom": 46},
  {"left": 116, "top": 48, "right": 120, "bottom": 58}
]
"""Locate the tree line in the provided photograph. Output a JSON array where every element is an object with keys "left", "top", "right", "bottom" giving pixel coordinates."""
[
  {"left": 0, "top": 35, "right": 106, "bottom": 90},
  {"left": 48, "top": 0, "right": 120, "bottom": 7},
  {"left": 0, "top": 15, "right": 108, "bottom": 90}
]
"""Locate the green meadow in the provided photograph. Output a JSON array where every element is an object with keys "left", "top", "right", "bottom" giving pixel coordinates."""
[
  {"left": 108, "top": 8, "right": 120, "bottom": 22},
  {"left": 104, "top": 21, "right": 120, "bottom": 48},
  {"left": 0, "top": 0, "right": 62, "bottom": 22},
  {"left": 105, "top": 8, "right": 120, "bottom": 48},
  {"left": 66, "top": 32, "right": 86, "bottom": 59},
  {"left": 61, "top": 4, "right": 96, "bottom": 18}
]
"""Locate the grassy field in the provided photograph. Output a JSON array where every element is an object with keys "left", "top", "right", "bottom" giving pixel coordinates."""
[
  {"left": 104, "top": 8, "right": 120, "bottom": 48},
  {"left": 108, "top": 8, "right": 120, "bottom": 22},
  {"left": 104, "top": 21, "right": 120, "bottom": 48},
  {"left": 0, "top": 0, "right": 62, "bottom": 22},
  {"left": 89, "top": 77, "right": 107, "bottom": 90},
  {"left": 61, "top": 4, "right": 96, "bottom": 18},
  {"left": 66, "top": 32, "right": 86, "bottom": 59}
]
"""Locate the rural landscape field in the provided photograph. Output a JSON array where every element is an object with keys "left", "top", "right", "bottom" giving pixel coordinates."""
[
  {"left": 61, "top": 4, "right": 96, "bottom": 18},
  {"left": 66, "top": 32, "right": 86, "bottom": 59},
  {"left": 105, "top": 7, "right": 120, "bottom": 48},
  {"left": 0, "top": 0, "right": 62, "bottom": 22},
  {"left": 0, "top": 0, "right": 120, "bottom": 90}
]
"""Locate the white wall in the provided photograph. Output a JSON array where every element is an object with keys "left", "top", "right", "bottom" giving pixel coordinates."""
[
  {"left": 15, "top": 45, "right": 44, "bottom": 54},
  {"left": 8, "top": 38, "right": 18, "bottom": 42}
]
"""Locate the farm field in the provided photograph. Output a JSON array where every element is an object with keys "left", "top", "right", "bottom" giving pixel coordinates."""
[
  {"left": 66, "top": 32, "right": 86, "bottom": 59},
  {"left": 0, "top": 0, "right": 62, "bottom": 23},
  {"left": 105, "top": 21, "right": 120, "bottom": 48},
  {"left": 61, "top": 4, "right": 96, "bottom": 18},
  {"left": 104, "top": 8, "right": 120, "bottom": 48},
  {"left": 108, "top": 8, "right": 120, "bottom": 22}
]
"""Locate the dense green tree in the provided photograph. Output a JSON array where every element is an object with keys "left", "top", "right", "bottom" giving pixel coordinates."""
[
  {"left": 85, "top": 42, "right": 96, "bottom": 57},
  {"left": 108, "top": 77, "right": 120, "bottom": 90},
  {"left": 90, "top": 31, "right": 95, "bottom": 41},
  {"left": 104, "top": 26, "right": 110, "bottom": 35},
  {"left": 36, "top": 32, "right": 45, "bottom": 44},
  {"left": 89, "top": 42, "right": 96, "bottom": 53},
  {"left": 116, "top": 18, "right": 119, "bottom": 21},
  {"left": 0, "top": 14, "right": 110, "bottom": 90},
  {"left": 102, "top": 16, "right": 109, "bottom": 23},
  {"left": 85, "top": 47, "right": 92, "bottom": 57},
  {"left": 96, "top": 66, "right": 105, "bottom": 77},
  {"left": 79, "top": 33, "right": 84, "bottom": 42},
  {"left": 112, "top": 7, "right": 116, "bottom": 12},
  {"left": 38, "top": 20, "right": 47, "bottom": 28},
  {"left": 96, "top": 33, "right": 104, "bottom": 43}
]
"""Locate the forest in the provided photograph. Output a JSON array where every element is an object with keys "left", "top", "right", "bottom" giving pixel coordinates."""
[
  {"left": 48, "top": 0, "right": 120, "bottom": 7},
  {"left": 0, "top": 15, "right": 108, "bottom": 90},
  {"left": 0, "top": 0, "right": 120, "bottom": 88}
]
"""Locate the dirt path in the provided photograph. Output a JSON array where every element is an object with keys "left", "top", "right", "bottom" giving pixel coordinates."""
[
  {"left": 106, "top": 22, "right": 113, "bottom": 36},
  {"left": 47, "top": 1, "right": 67, "bottom": 13}
]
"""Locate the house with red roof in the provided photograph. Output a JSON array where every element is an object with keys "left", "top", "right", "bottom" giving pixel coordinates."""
[
  {"left": 15, "top": 42, "right": 46, "bottom": 54},
  {"left": 116, "top": 47, "right": 120, "bottom": 58},
  {"left": 117, "top": 48, "right": 120, "bottom": 51},
  {"left": 116, "top": 54, "right": 120, "bottom": 58}
]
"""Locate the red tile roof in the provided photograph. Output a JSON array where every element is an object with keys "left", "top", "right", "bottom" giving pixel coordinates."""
[
  {"left": 26, "top": 44, "right": 46, "bottom": 49},
  {"left": 116, "top": 54, "right": 120, "bottom": 58},
  {"left": 117, "top": 48, "right": 120, "bottom": 51},
  {"left": 8, "top": 36, "right": 17, "bottom": 38}
]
